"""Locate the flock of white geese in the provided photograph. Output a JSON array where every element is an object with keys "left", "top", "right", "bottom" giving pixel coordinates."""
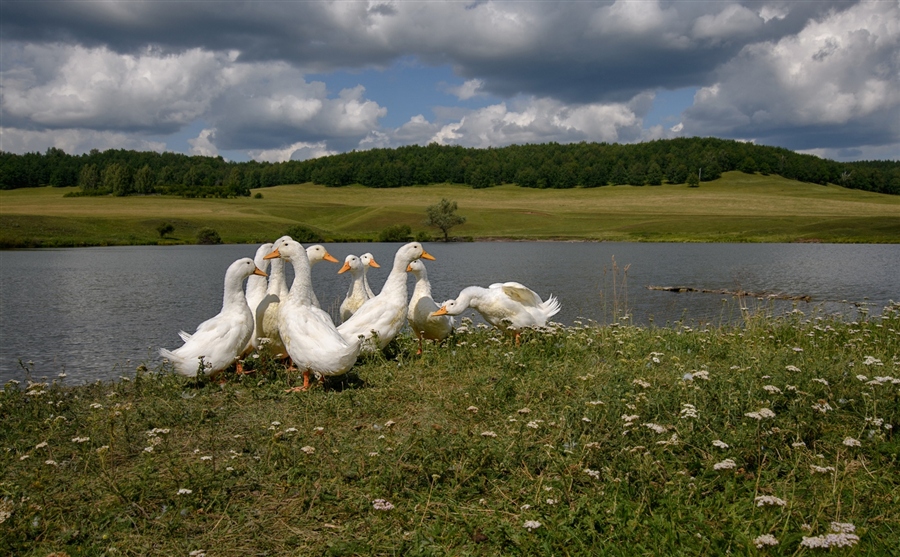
[{"left": 159, "top": 237, "right": 561, "bottom": 390}]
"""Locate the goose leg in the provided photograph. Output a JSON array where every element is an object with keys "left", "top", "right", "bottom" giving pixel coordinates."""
[{"left": 285, "top": 369, "right": 312, "bottom": 392}]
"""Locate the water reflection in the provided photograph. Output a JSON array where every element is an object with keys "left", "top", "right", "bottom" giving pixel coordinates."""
[{"left": 1, "top": 242, "right": 897, "bottom": 384}]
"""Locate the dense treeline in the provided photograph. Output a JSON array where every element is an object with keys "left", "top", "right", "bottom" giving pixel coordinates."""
[{"left": 1, "top": 138, "right": 898, "bottom": 196}]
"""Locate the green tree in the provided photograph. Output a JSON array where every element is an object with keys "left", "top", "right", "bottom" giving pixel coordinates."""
[
  {"left": 78, "top": 164, "right": 101, "bottom": 193},
  {"left": 133, "top": 165, "right": 155, "bottom": 194},
  {"left": 686, "top": 171, "right": 700, "bottom": 188},
  {"left": 424, "top": 198, "right": 466, "bottom": 242}
]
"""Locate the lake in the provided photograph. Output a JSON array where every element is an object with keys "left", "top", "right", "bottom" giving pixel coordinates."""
[{"left": 1, "top": 242, "right": 897, "bottom": 385}]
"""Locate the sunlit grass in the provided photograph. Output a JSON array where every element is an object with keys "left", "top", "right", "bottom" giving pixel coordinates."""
[
  {"left": 2, "top": 302, "right": 898, "bottom": 555},
  {"left": 2, "top": 172, "right": 899, "bottom": 247}
]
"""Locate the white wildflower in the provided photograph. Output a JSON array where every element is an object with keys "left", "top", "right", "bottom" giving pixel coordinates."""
[
  {"left": 44, "top": 460, "right": 57, "bottom": 466},
  {"left": 301, "top": 445, "right": 316, "bottom": 454},
  {"left": 692, "top": 370, "right": 710, "bottom": 381},
  {"left": 712, "top": 440, "right": 729, "bottom": 449},
  {"left": 546, "top": 498, "right": 558, "bottom": 505},
  {"left": 632, "top": 379, "right": 651, "bottom": 388},
  {"left": 71, "top": 436, "right": 90, "bottom": 443},
  {"left": 863, "top": 356, "right": 883, "bottom": 366},
  {"left": 200, "top": 455, "right": 212, "bottom": 461},
  {"left": 372, "top": 499, "right": 394, "bottom": 511},
  {"left": 35, "top": 441, "right": 48, "bottom": 450},
  {"left": 467, "top": 406, "right": 478, "bottom": 413},
  {"left": 792, "top": 347, "right": 803, "bottom": 352},
  {"left": 584, "top": 468, "right": 601, "bottom": 479},
  {"left": 680, "top": 404, "right": 698, "bottom": 419},
  {"left": 762, "top": 385, "right": 782, "bottom": 394},
  {"left": 856, "top": 374, "right": 869, "bottom": 382},
  {"left": 523, "top": 520, "right": 542, "bottom": 531},
  {"left": 785, "top": 365, "right": 801, "bottom": 373},
  {"left": 754, "top": 495, "right": 787, "bottom": 507},
  {"left": 90, "top": 403, "right": 103, "bottom": 409},
  {"left": 643, "top": 423, "right": 667, "bottom": 434},
  {"left": 526, "top": 421, "right": 540, "bottom": 429},
  {"left": 713, "top": 459, "right": 736, "bottom": 470},
  {"left": 745, "top": 408, "right": 775, "bottom": 420},
  {"left": 753, "top": 534, "right": 779, "bottom": 548},
  {"left": 581, "top": 417, "right": 591, "bottom": 423},
  {"left": 177, "top": 488, "right": 192, "bottom": 495},
  {"left": 481, "top": 431, "right": 497, "bottom": 438},
  {"left": 842, "top": 437, "right": 861, "bottom": 447},
  {"left": 517, "top": 407, "right": 531, "bottom": 414},
  {"left": 143, "top": 446, "right": 154, "bottom": 453},
  {"left": 19, "top": 455, "right": 30, "bottom": 461},
  {"left": 812, "top": 378, "right": 829, "bottom": 386},
  {"left": 791, "top": 441, "right": 807, "bottom": 448},
  {"left": 810, "top": 465, "right": 835, "bottom": 474}
]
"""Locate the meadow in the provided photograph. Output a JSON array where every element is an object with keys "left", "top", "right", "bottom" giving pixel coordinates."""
[
  {"left": 2, "top": 172, "right": 900, "bottom": 247},
  {"left": 2, "top": 301, "right": 898, "bottom": 556}
]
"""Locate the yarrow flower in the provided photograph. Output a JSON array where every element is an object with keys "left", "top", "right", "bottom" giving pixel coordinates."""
[
  {"left": 372, "top": 499, "right": 394, "bottom": 511},
  {"left": 762, "top": 385, "right": 782, "bottom": 394},
  {"left": 713, "top": 459, "right": 736, "bottom": 470},
  {"left": 177, "top": 488, "right": 193, "bottom": 495},
  {"left": 810, "top": 465, "right": 835, "bottom": 474},
  {"left": 712, "top": 440, "right": 729, "bottom": 449},
  {"left": 753, "top": 534, "right": 779, "bottom": 548},
  {"left": 301, "top": 445, "right": 316, "bottom": 454},
  {"left": 643, "top": 423, "right": 667, "bottom": 434},
  {"left": 745, "top": 408, "right": 776, "bottom": 420},
  {"left": 680, "top": 404, "right": 698, "bottom": 419},
  {"left": 786, "top": 365, "right": 801, "bottom": 372},
  {"left": 71, "top": 436, "right": 90, "bottom": 443},
  {"left": 523, "top": 520, "right": 542, "bottom": 531},
  {"left": 584, "top": 468, "right": 601, "bottom": 479},
  {"left": 842, "top": 437, "right": 861, "bottom": 447},
  {"left": 754, "top": 495, "right": 787, "bottom": 507},
  {"left": 481, "top": 431, "right": 497, "bottom": 438}
]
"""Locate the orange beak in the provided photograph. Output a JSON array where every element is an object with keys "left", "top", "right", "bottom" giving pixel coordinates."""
[
  {"left": 323, "top": 252, "right": 339, "bottom": 263},
  {"left": 253, "top": 267, "right": 268, "bottom": 277},
  {"left": 263, "top": 248, "right": 281, "bottom": 260},
  {"left": 368, "top": 258, "right": 381, "bottom": 268},
  {"left": 421, "top": 250, "right": 435, "bottom": 261},
  {"left": 338, "top": 262, "right": 352, "bottom": 274},
  {"left": 406, "top": 264, "right": 413, "bottom": 272},
  {"left": 431, "top": 306, "right": 448, "bottom": 316}
]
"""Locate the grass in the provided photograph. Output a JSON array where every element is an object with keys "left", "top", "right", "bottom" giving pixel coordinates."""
[
  {"left": 2, "top": 302, "right": 898, "bottom": 555},
  {"left": 2, "top": 172, "right": 899, "bottom": 247}
]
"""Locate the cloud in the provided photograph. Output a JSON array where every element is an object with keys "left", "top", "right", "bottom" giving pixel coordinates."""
[
  {"left": 682, "top": 0, "right": 900, "bottom": 151},
  {"left": 0, "top": 126, "right": 165, "bottom": 154},
  {"left": 1, "top": 42, "right": 387, "bottom": 155}
]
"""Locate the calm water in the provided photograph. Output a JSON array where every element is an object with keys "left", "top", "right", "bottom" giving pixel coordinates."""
[{"left": 1, "top": 242, "right": 897, "bottom": 384}]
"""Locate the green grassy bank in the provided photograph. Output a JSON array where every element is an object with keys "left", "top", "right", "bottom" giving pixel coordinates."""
[
  {"left": 2, "top": 303, "right": 898, "bottom": 555},
  {"left": 2, "top": 172, "right": 899, "bottom": 247}
]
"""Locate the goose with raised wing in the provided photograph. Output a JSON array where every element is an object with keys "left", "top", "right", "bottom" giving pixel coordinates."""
[
  {"left": 160, "top": 258, "right": 267, "bottom": 377},
  {"left": 338, "top": 242, "right": 434, "bottom": 352},
  {"left": 432, "top": 282, "right": 560, "bottom": 345},
  {"left": 406, "top": 258, "right": 453, "bottom": 354},
  {"left": 265, "top": 237, "right": 360, "bottom": 391}
]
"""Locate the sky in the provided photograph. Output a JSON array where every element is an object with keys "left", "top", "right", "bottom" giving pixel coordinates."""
[{"left": 1, "top": 0, "right": 898, "bottom": 164}]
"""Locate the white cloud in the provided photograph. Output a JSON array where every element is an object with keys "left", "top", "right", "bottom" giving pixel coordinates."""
[
  {"left": 0, "top": 126, "right": 165, "bottom": 154},
  {"left": 249, "top": 141, "right": 336, "bottom": 163},
  {"left": 446, "top": 79, "right": 484, "bottom": 101},
  {"left": 188, "top": 128, "right": 218, "bottom": 158},
  {"left": 692, "top": 4, "right": 763, "bottom": 42},
  {"left": 683, "top": 0, "right": 900, "bottom": 149}
]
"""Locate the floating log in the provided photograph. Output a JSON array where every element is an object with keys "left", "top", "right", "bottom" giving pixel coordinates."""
[{"left": 647, "top": 286, "right": 811, "bottom": 302}]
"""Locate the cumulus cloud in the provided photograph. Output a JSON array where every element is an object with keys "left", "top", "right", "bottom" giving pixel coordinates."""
[{"left": 682, "top": 0, "right": 900, "bottom": 151}]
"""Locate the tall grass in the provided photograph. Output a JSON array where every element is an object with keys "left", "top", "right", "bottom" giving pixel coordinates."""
[{"left": 2, "top": 302, "right": 898, "bottom": 555}]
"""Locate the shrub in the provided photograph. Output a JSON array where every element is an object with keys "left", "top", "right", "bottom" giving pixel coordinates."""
[
  {"left": 156, "top": 222, "right": 175, "bottom": 238},
  {"left": 196, "top": 227, "right": 222, "bottom": 244},
  {"left": 415, "top": 230, "right": 432, "bottom": 242},
  {"left": 378, "top": 224, "right": 412, "bottom": 242},
  {"left": 284, "top": 225, "right": 324, "bottom": 243}
]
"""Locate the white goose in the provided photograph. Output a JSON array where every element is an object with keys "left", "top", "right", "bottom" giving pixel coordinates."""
[
  {"left": 265, "top": 237, "right": 360, "bottom": 391},
  {"left": 160, "top": 258, "right": 267, "bottom": 377},
  {"left": 432, "top": 282, "right": 561, "bottom": 345},
  {"left": 360, "top": 252, "right": 380, "bottom": 298},
  {"left": 406, "top": 259, "right": 454, "bottom": 354},
  {"left": 305, "top": 244, "right": 339, "bottom": 308},
  {"left": 244, "top": 243, "right": 273, "bottom": 352},
  {"left": 254, "top": 251, "right": 289, "bottom": 355},
  {"left": 337, "top": 242, "right": 434, "bottom": 352},
  {"left": 338, "top": 254, "right": 371, "bottom": 323}
]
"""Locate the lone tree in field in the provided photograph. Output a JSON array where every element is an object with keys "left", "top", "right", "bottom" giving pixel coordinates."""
[{"left": 425, "top": 198, "right": 466, "bottom": 242}]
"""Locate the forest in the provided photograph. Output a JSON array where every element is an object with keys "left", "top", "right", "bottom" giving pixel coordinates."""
[{"left": 1, "top": 138, "right": 898, "bottom": 197}]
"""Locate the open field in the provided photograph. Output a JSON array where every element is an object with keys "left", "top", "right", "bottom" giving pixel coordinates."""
[
  {"left": 2, "top": 172, "right": 899, "bottom": 246},
  {"left": 2, "top": 304, "right": 899, "bottom": 555}
]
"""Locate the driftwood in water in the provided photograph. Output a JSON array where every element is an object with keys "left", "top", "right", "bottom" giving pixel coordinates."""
[{"left": 647, "top": 285, "right": 811, "bottom": 302}]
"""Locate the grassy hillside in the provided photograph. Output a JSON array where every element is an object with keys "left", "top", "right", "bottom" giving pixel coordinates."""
[{"left": 2, "top": 172, "right": 899, "bottom": 247}]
